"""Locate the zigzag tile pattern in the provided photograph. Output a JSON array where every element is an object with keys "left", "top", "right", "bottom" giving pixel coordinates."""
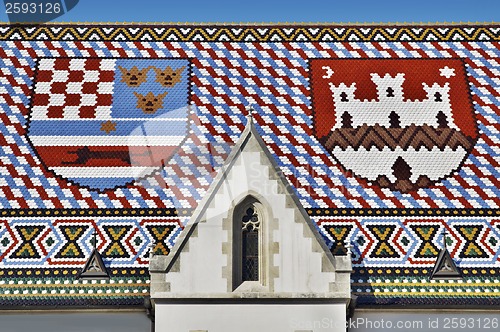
[
  {"left": 0, "top": 25, "right": 499, "bottom": 42},
  {"left": 0, "top": 217, "right": 183, "bottom": 268},
  {"left": 1, "top": 216, "right": 498, "bottom": 268},
  {"left": 315, "top": 217, "right": 500, "bottom": 267},
  {"left": 322, "top": 125, "right": 475, "bottom": 151}
]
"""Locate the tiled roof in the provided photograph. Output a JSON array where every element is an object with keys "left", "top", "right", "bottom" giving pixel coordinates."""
[{"left": 0, "top": 24, "right": 499, "bottom": 307}]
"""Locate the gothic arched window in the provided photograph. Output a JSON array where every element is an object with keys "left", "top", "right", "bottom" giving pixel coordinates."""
[
  {"left": 389, "top": 111, "right": 401, "bottom": 128},
  {"left": 340, "top": 91, "right": 349, "bottom": 102},
  {"left": 241, "top": 207, "right": 260, "bottom": 281},
  {"left": 386, "top": 87, "right": 395, "bottom": 97},
  {"left": 341, "top": 112, "right": 353, "bottom": 128},
  {"left": 232, "top": 196, "right": 266, "bottom": 290},
  {"left": 434, "top": 92, "right": 443, "bottom": 102}
]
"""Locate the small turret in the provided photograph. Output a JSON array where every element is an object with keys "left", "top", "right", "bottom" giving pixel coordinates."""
[
  {"left": 370, "top": 73, "right": 405, "bottom": 101},
  {"left": 422, "top": 82, "right": 450, "bottom": 102},
  {"left": 329, "top": 82, "right": 356, "bottom": 104}
]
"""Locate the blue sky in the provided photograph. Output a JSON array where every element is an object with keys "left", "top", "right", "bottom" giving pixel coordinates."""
[{"left": 0, "top": 0, "right": 499, "bottom": 23}]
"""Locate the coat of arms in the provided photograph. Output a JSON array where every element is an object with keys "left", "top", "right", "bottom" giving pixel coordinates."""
[
  {"left": 27, "top": 58, "right": 190, "bottom": 191},
  {"left": 310, "top": 59, "right": 478, "bottom": 193}
]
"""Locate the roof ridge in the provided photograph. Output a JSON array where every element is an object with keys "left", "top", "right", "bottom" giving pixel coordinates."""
[{"left": 0, "top": 21, "right": 498, "bottom": 26}]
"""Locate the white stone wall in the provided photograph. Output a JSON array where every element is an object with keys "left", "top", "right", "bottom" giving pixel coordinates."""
[
  {"left": 151, "top": 124, "right": 351, "bottom": 332},
  {"left": 156, "top": 304, "right": 347, "bottom": 332},
  {"left": 164, "top": 146, "right": 337, "bottom": 295}
]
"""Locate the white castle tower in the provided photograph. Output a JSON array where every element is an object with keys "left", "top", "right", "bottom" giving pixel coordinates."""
[
  {"left": 329, "top": 73, "right": 457, "bottom": 130},
  {"left": 326, "top": 72, "right": 471, "bottom": 192}
]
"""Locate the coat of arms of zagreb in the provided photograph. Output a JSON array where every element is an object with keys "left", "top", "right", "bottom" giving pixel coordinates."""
[{"left": 310, "top": 59, "right": 478, "bottom": 193}]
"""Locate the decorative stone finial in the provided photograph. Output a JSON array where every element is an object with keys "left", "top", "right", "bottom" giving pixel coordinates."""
[
  {"left": 149, "top": 241, "right": 156, "bottom": 259},
  {"left": 245, "top": 105, "right": 255, "bottom": 119},
  {"left": 442, "top": 229, "right": 448, "bottom": 250},
  {"left": 91, "top": 229, "right": 97, "bottom": 249},
  {"left": 344, "top": 241, "right": 352, "bottom": 255}
]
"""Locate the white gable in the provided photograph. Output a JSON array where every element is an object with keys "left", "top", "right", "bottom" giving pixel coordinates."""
[{"left": 150, "top": 115, "right": 351, "bottom": 299}]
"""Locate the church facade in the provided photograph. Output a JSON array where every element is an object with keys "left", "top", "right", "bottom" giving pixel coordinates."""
[
  {"left": 150, "top": 114, "right": 352, "bottom": 332},
  {"left": 0, "top": 24, "right": 499, "bottom": 331}
]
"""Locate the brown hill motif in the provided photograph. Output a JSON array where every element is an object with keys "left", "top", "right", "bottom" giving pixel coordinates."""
[
  {"left": 321, "top": 124, "right": 475, "bottom": 152},
  {"left": 321, "top": 124, "right": 476, "bottom": 193}
]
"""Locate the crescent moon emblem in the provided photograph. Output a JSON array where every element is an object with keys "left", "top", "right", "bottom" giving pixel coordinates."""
[{"left": 322, "top": 66, "right": 335, "bottom": 79}]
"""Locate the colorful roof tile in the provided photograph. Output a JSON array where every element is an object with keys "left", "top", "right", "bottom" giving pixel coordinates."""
[{"left": 0, "top": 24, "right": 499, "bottom": 308}]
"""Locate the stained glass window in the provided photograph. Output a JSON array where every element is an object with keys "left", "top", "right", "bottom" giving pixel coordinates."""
[{"left": 241, "top": 206, "right": 259, "bottom": 281}]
